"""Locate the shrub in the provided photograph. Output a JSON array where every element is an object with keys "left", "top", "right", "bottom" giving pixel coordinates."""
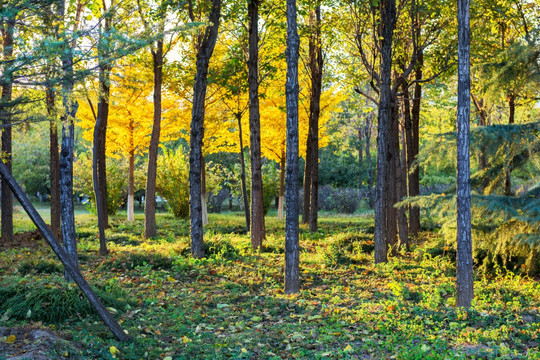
[
  {"left": 318, "top": 185, "right": 363, "bottom": 214},
  {"left": 156, "top": 148, "right": 190, "bottom": 218}
]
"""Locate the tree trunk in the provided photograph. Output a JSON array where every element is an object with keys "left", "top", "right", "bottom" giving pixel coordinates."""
[
  {"left": 285, "top": 0, "right": 300, "bottom": 294},
  {"left": 387, "top": 98, "right": 399, "bottom": 253},
  {"left": 201, "top": 155, "right": 208, "bottom": 225},
  {"left": 508, "top": 93, "right": 516, "bottom": 124},
  {"left": 47, "top": 86, "right": 61, "bottom": 241},
  {"left": 278, "top": 156, "right": 285, "bottom": 221},
  {"left": 365, "top": 114, "right": 374, "bottom": 209},
  {"left": 144, "top": 39, "right": 164, "bottom": 238},
  {"left": 302, "top": 134, "right": 312, "bottom": 224},
  {"left": 248, "top": 0, "right": 265, "bottom": 249},
  {"left": 189, "top": 0, "right": 221, "bottom": 259},
  {"left": 308, "top": 4, "right": 323, "bottom": 234},
  {"left": 456, "top": 0, "right": 474, "bottom": 308},
  {"left": 358, "top": 129, "right": 363, "bottom": 164},
  {"left": 374, "top": 0, "right": 397, "bottom": 264},
  {"left": 237, "top": 112, "right": 250, "bottom": 231},
  {"left": 504, "top": 93, "right": 516, "bottom": 196},
  {"left": 1, "top": 18, "right": 14, "bottom": 245},
  {"left": 408, "top": 52, "right": 422, "bottom": 236},
  {"left": 397, "top": 119, "right": 409, "bottom": 248},
  {"left": 127, "top": 149, "right": 135, "bottom": 222}
]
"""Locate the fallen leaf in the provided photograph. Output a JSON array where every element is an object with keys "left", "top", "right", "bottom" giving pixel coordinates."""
[
  {"left": 110, "top": 345, "right": 120, "bottom": 358},
  {"left": 5, "top": 335, "right": 15, "bottom": 344},
  {"left": 344, "top": 344, "right": 353, "bottom": 352},
  {"left": 182, "top": 335, "right": 191, "bottom": 343}
]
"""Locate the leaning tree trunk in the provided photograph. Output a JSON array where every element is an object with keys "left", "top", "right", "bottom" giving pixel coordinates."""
[
  {"left": 144, "top": 39, "right": 164, "bottom": 238},
  {"left": 236, "top": 113, "right": 250, "bottom": 231},
  {"left": 248, "top": 0, "right": 265, "bottom": 249},
  {"left": 46, "top": 85, "right": 62, "bottom": 241},
  {"left": 308, "top": 4, "right": 323, "bottom": 234},
  {"left": 374, "top": 0, "right": 397, "bottom": 264},
  {"left": 1, "top": 18, "right": 14, "bottom": 245},
  {"left": 189, "top": 0, "right": 221, "bottom": 259},
  {"left": 285, "top": 0, "right": 300, "bottom": 294},
  {"left": 456, "top": 0, "right": 474, "bottom": 308}
]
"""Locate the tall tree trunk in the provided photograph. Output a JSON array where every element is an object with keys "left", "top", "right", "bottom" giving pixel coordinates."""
[
  {"left": 507, "top": 93, "right": 516, "bottom": 124},
  {"left": 201, "top": 156, "right": 208, "bottom": 225},
  {"left": 1, "top": 18, "right": 14, "bottom": 245},
  {"left": 358, "top": 129, "right": 363, "bottom": 164},
  {"left": 374, "top": 0, "right": 397, "bottom": 264},
  {"left": 387, "top": 98, "right": 399, "bottom": 252},
  {"left": 408, "top": 51, "right": 422, "bottom": 236},
  {"left": 365, "top": 114, "right": 374, "bottom": 208},
  {"left": 302, "top": 135, "right": 312, "bottom": 224},
  {"left": 93, "top": 64, "right": 111, "bottom": 255},
  {"left": 308, "top": 4, "right": 323, "bottom": 234},
  {"left": 397, "top": 119, "right": 409, "bottom": 248},
  {"left": 285, "top": 0, "right": 300, "bottom": 294},
  {"left": 144, "top": 39, "right": 164, "bottom": 238},
  {"left": 504, "top": 93, "right": 516, "bottom": 196},
  {"left": 471, "top": 94, "right": 488, "bottom": 174},
  {"left": 237, "top": 113, "right": 250, "bottom": 231},
  {"left": 46, "top": 86, "right": 61, "bottom": 241},
  {"left": 189, "top": 0, "right": 221, "bottom": 258},
  {"left": 127, "top": 145, "right": 135, "bottom": 222},
  {"left": 278, "top": 155, "right": 285, "bottom": 221},
  {"left": 456, "top": 0, "right": 474, "bottom": 308},
  {"left": 248, "top": 0, "right": 265, "bottom": 249}
]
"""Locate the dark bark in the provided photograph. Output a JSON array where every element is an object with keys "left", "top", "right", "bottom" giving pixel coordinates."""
[
  {"left": 387, "top": 98, "right": 399, "bottom": 252},
  {"left": 1, "top": 18, "right": 15, "bottom": 245},
  {"left": 201, "top": 155, "right": 208, "bottom": 225},
  {"left": 0, "top": 160, "right": 130, "bottom": 342},
  {"left": 46, "top": 86, "right": 61, "bottom": 241},
  {"left": 278, "top": 156, "right": 285, "bottom": 221},
  {"left": 302, "top": 134, "right": 312, "bottom": 224},
  {"left": 248, "top": 0, "right": 265, "bottom": 249},
  {"left": 308, "top": 5, "right": 323, "bottom": 234},
  {"left": 408, "top": 52, "right": 422, "bottom": 236},
  {"left": 365, "top": 114, "right": 374, "bottom": 208},
  {"left": 504, "top": 93, "right": 516, "bottom": 196},
  {"left": 456, "top": 0, "right": 474, "bottom": 308},
  {"left": 397, "top": 119, "right": 409, "bottom": 248},
  {"left": 374, "top": 0, "right": 397, "bottom": 264},
  {"left": 237, "top": 113, "right": 250, "bottom": 231},
  {"left": 358, "top": 129, "right": 363, "bottom": 164},
  {"left": 144, "top": 39, "right": 164, "bottom": 238},
  {"left": 189, "top": 0, "right": 221, "bottom": 258},
  {"left": 285, "top": 0, "right": 300, "bottom": 294}
]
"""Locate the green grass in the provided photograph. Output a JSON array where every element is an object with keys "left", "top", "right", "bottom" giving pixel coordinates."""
[{"left": 0, "top": 210, "right": 538, "bottom": 359}]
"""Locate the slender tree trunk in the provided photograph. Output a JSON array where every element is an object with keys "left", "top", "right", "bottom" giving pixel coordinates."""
[
  {"left": 278, "top": 156, "right": 285, "bottom": 221},
  {"left": 408, "top": 52, "right": 422, "bottom": 236},
  {"left": 201, "top": 156, "right": 208, "bottom": 225},
  {"left": 127, "top": 149, "right": 135, "bottom": 221},
  {"left": 471, "top": 94, "right": 488, "bottom": 174},
  {"left": 365, "top": 114, "right": 374, "bottom": 208},
  {"left": 1, "top": 18, "right": 14, "bottom": 245},
  {"left": 358, "top": 129, "right": 363, "bottom": 164},
  {"left": 374, "top": 0, "right": 397, "bottom": 264},
  {"left": 504, "top": 93, "right": 516, "bottom": 196},
  {"left": 308, "top": 4, "right": 322, "bottom": 234},
  {"left": 189, "top": 0, "right": 221, "bottom": 258},
  {"left": 456, "top": 0, "right": 474, "bottom": 308},
  {"left": 387, "top": 99, "right": 399, "bottom": 252},
  {"left": 248, "top": 0, "right": 265, "bottom": 249},
  {"left": 508, "top": 93, "right": 516, "bottom": 124},
  {"left": 285, "top": 0, "right": 300, "bottom": 294},
  {"left": 302, "top": 135, "right": 312, "bottom": 224},
  {"left": 47, "top": 86, "right": 61, "bottom": 241},
  {"left": 398, "top": 119, "right": 409, "bottom": 248},
  {"left": 144, "top": 40, "right": 164, "bottom": 238},
  {"left": 237, "top": 113, "right": 250, "bottom": 231}
]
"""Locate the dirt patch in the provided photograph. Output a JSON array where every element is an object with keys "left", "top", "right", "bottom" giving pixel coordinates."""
[
  {"left": 0, "top": 327, "right": 78, "bottom": 360},
  {"left": 0, "top": 230, "right": 47, "bottom": 251}
]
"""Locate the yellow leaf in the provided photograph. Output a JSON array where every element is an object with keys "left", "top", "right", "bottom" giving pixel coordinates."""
[
  {"left": 167, "top": 276, "right": 176, "bottom": 282},
  {"left": 5, "top": 335, "right": 16, "bottom": 344},
  {"left": 182, "top": 335, "right": 191, "bottom": 343},
  {"left": 109, "top": 345, "right": 120, "bottom": 358},
  {"left": 241, "top": 348, "right": 248, "bottom": 353},
  {"left": 344, "top": 344, "right": 353, "bottom": 352}
]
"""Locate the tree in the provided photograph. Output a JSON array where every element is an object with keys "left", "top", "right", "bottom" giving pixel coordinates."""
[
  {"left": 456, "top": 0, "right": 473, "bottom": 308},
  {"left": 284, "top": 0, "right": 300, "bottom": 294},
  {"left": 247, "top": 0, "right": 265, "bottom": 249},
  {"left": 189, "top": 0, "right": 222, "bottom": 259},
  {"left": 0, "top": 4, "right": 16, "bottom": 245}
]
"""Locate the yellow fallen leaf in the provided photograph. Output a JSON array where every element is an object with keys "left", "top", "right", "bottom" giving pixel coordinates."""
[
  {"left": 241, "top": 348, "right": 248, "bottom": 353},
  {"left": 109, "top": 345, "right": 120, "bottom": 358},
  {"left": 5, "top": 335, "right": 16, "bottom": 344},
  {"left": 167, "top": 276, "right": 176, "bottom": 282},
  {"left": 344, "top": 344, "right": 353, "bottom": 352},
  {"left": 182, "top": 335, "right": 191, "bottom": 343}
]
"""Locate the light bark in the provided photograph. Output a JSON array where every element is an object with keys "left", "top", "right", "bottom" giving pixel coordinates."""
[
  {"left": 278, "top": 156, "right": 285, "bottom": 221},
  {"left": 236, "top": 113, "right": 250, "bottom": 231},
  {"left": 456, "top": 0, "right": 474, "bottom": 308}
]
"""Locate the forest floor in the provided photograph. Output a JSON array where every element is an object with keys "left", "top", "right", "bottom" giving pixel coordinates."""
[{"left": 0, "top": 212, "right": 539, "bottom": 359}]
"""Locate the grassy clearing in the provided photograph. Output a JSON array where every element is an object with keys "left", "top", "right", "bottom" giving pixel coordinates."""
[{"left": 0, "top": 211, "right": 539, "bottom": 359}]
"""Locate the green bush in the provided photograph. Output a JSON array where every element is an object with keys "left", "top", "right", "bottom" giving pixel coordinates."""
[{"left": 156, "top": 148, "right": 190, "bottom": 218}]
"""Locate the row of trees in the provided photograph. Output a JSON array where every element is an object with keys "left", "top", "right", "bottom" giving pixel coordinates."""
[{"left": 1, "top": 0, "right": 539, "bottom": 311}]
